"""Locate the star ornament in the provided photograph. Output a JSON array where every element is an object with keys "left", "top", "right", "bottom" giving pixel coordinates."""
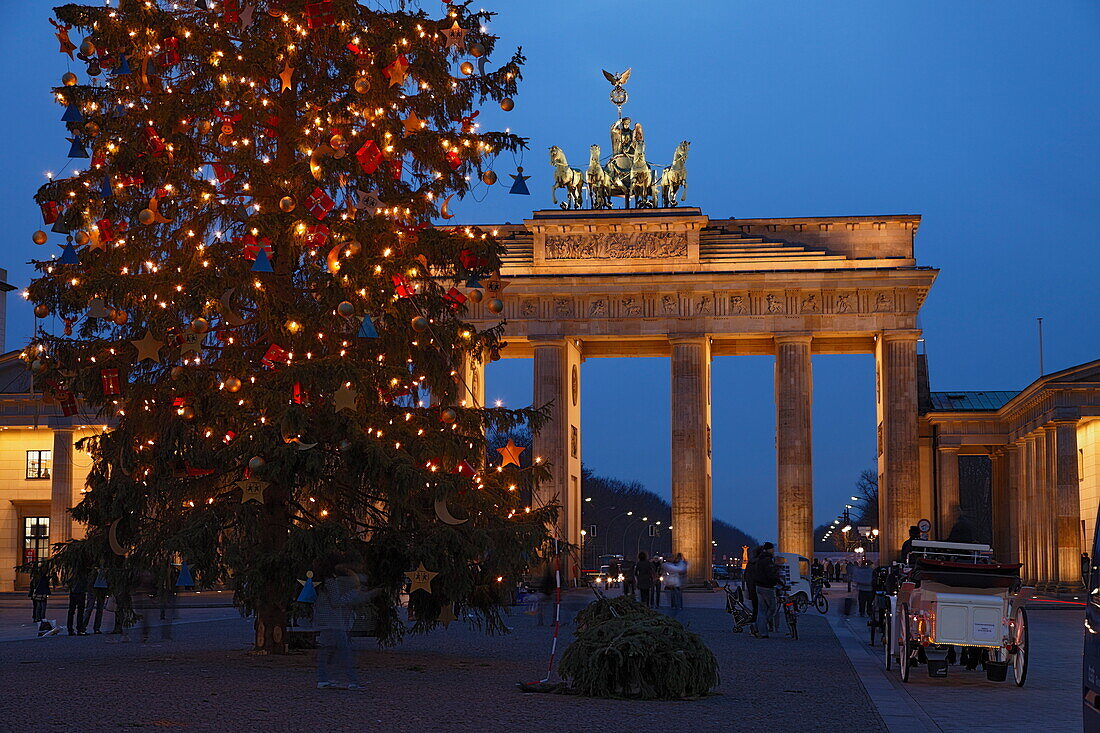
[
  {"left": 334, "top": 383, "right": 358, "bottom": 412},
  {"left": 131, "top": 331, "right": 164, "bottom": 363},
  {"left": 482, "top": 271, "right": 510, "bottom": 296},
  {"left": 353, "top": 189, "right": 384, "bottom": 215},
  {"left": 402, "top": 110, "right": 425, "bottom": 136},
  {"left": 236, "top": 478, "right": 269, "bottom": 504},
  {"left": 383, "top": 54, "right": 410, "bottom": 87},
  {"left": 497, "top": 438, "right": 525, "bottom": 468},
  {"left": 441, "top": 20, "right": 468, "bottom": 51},
  {"left": 436, "top": 603, "right": 457, "bottom": 628},
  {"left": 278, "top": 60, "right": 295, "bottom": 93},
  {"left": 406, "top": 563, "right": 438, "bottom": 594}
]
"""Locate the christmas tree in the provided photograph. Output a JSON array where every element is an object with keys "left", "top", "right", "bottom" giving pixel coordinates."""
[{"left": 28, "top": 0, "right": 554, "bottom": 653}]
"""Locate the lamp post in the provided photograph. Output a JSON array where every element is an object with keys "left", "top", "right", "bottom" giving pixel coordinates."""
[
  {"left": 623, "top": 516, "right": 648, "bottom": 559},
  {"left": 604, "top": 510, "right": 633, "bottom": 557}
]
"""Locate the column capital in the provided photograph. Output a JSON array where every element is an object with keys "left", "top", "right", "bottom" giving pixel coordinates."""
[
  {"left": 668, "top": 333, "right": 709, "bottom": 344},
  {"left": 774, "top": 332, "right": 813, "bottom": 346},
  {"left": 529, "top": 335, "right": 569, "bottom": 345},
  {"left": 1041, "top": 423, "right": 1057, "bottom": 433},
  {"left": 936, "top": 444, "right": 961, "bottom": 453},
  {"left": 880, "top": 329, "right": 922, "bottom": 343}
]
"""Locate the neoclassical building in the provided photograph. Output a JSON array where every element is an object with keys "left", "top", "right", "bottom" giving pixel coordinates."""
[{"left": 921, "top": 359, "right": 1100, "bottom": 589}]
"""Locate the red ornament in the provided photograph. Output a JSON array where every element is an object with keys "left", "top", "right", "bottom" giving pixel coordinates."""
[
  {"left": 214, "top": 109, "right": 242, "bottom": 135},
  {"left": 212, "top": 162, "right": 235, "bottom": 187},
  {"left": 237, "top": 233, "right": 272, "bottom": 261},
  {"left": 306, "top": 187, "right": 336, "bottom": 220},
  {"left": 389, "top": 158, "right": 404, "bottom": 181},
  {"left": 159, "top": 37, "right": 180, "bottom": 67},
  {"left": 355, "top": 140, "right": 383, "bottom": 174},
  {"left": 261, "top": 343, "right": 290, "bottom": 367},
  {"left": 445, "top": 149, "right": 461, "bottom": 171},
  {"left": 262, "top": 114, "right": 280, "bottom": 138},
  {"left": 96, "top": 218, "right": 116, "bottom": 243},
  {"left": 452, "top": 460, "right": 476, "bottom": 478},
  {"left": 453, "top": 111, "right": 480, "bottom": 134},
  {"left": 57, "top": 390, "right": 78, "bottom": 417},
  {"left": 305, "top": 224, "right": 331, "bottom": 247},
  {"left": 40, "top": 201, "right": 61, "bottom": 225},
  {"left": 459, "top": 248, "right": 488, "bottom": 269},
  {"left": 145, "top": 125, "right": 166, "bottom": 155},
  {"left": 304, "top": 0, "right": 336, "bottom": 29},
  {"left": 100, "top": 368, "right": 121, "bottom": 396},
  {"left": 443, "top": 287, "right": 467, "bottom": 310},
  {"left": 91, "top": 152, "right": 106, "bottom": 169},
  {"left": 223, "top": 0, "right": 241, "bottom": 24},
  {"left": 391, "top": 274, "right": 414, "bottom": 298}
]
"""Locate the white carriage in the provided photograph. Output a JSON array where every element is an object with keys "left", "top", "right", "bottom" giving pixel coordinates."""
[{"left": 884, "top": 540, "right": 1030, "bottom": 686}]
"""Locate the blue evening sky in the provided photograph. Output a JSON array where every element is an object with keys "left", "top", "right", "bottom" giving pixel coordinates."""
[{"left": 2, "top": 2, "right": 1098, "bottom": 541}]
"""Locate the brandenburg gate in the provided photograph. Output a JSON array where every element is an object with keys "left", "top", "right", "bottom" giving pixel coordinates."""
[{"left": 469, "top": 207, "right": 938, "bottom": 582}]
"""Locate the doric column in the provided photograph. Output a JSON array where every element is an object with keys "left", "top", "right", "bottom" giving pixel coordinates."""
[
  {"left": 936, "top": 446, "right": 960, "bottom": 538},
  {"left": 1054, "top": 420, "right": 1082, "bottom": 588},
  {"left": 1034, "top": 428, "right": 1052, "bottom": 586},
  {"left": 457, "top": 349, "right": 485, "bottom": 409},
  {"left": 1004, "top": 444, "right": 1021, "bottom": 564},
  {"left": 670, "top": 335, "right": 712, "bottom": 583},
  {"left": 876, "top": 330, "right": 921, "bottom": 563},
  {"left": 532, "top": 338, "right": 583, "bottom": 569},
  {"left": 990, "top": 449, "right": 1009, "bottom": 559},
  {"left": 1022, "top": 435, "right": 1038, "bottom": 583},
  {"left": 774, "top": 333, "right": 813, "bottom": 559},
  {"left": 49, "top": 427, "right": 76, "bottom": 548}
]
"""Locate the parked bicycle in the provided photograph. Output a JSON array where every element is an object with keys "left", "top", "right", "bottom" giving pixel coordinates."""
[{"left": 810, "top": 578, "right": 829, "bottom": 614}]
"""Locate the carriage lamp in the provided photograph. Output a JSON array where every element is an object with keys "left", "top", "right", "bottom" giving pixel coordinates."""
[{"left": 843, "top": 525, "right": 852, "bottom": 533}]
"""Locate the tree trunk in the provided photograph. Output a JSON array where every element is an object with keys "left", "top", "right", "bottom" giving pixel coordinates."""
[{"left": 253, "top": 490, "right": 289, "bottom": 654}]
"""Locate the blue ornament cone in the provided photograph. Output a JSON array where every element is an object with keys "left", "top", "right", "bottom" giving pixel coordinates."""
[
  {"left": 112, "top": 54, "right": 132, "bottom": 75},
  {"left": 99, "top": 176, "right": 112, "bottom": 198},
  {"left": 58, "top": 244, "right": 79, "bottom": 265},
  {"left": 61, "top": 105, "right": 83, "bottom": 123},
  {"left": 176, "top": 562, "right": 195, "bottom": 587},
  {"left": 68, "top": 138, "right": 89, "bottom": 159},
  {"left": 357, "top": 316, "right": 379, "bottom": 338},
  {"left": 297, "top": 578, "right": 317, "bottom": 604},
  {"left": 508, "top": 172, "right": 530, "bottom": 195},
  {"left": 251, "top": 248, "right": 273, "bottom": 273},
  {"left": 94, "top": 570, "right": 108, "bottom": 589}
]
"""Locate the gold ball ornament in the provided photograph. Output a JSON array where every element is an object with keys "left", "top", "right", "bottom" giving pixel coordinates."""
[
  {"left": 469, "top": 42, "right": 486, "bottom": 58},
  {"left": 170, "top": 365, "right": 185, "bottom": 380},
  {"left": 198, "top": 119, "right": 213, "bottom": 135},
  {"left": 411, "top": 316, "right": 429, "bottom": 332},
  {"left": 487, "top": 298, "right": 504, "bottom": 314},
  {"left": 83, "top": 121, "right": 100, "bottom": 137},
  {"left": 248, "top": 455, "right": 266, "bottom": 471},
  {"left": 330, "top": 134, "right": 346, "bottom": 151},
  {"left": 74, "top": 230, "right": 90, "bottom": 246},
  {"left": 337, "top": 301, "right": 355, "bottom": 317},
  {"left": 481, "top": 170, "right": 497, "bottom": 185},
  {"left": 138, "top": 208, "right": 156, "bottom": 226},
  {"left": 354, "top": 77, "right": 371, "bottom": 95},
  {"left": 112, "top": 309, "right": 129, "bottom": 325},
  {"left": 500, "top": 98, "right": 515, "bottom": 112},
  {"left": 32, "top": 230, "right": 49, "bottom": 245},
  {"left": 178, "top": 405, "right": 196, "bottom": 420},
  {"left": 224, "top": 376, "right": 242, "bottom": 393},
  {"left": 62, "top": 72, "right": 78, "bottom": 86},
  {"left": 79, "top": 39, "right": 96, "bottom": 57},
  {"left": 34, "top": 304, "right": 50, "bottom": 318},
  {"left": 217, "top": 132, "right": 233, "bottom": 146},
  {"left": 460, "top": 61, "right": 475, "bottom": 76},
  {"left": 279, "top": 196, "right": 296, "bottom": 212},
  {"left": 190, "top": 317, "right": 210, "bottom": 334},
  {"left": 440, "top": 407, "right": 457, "bottom": 424},
  {"left": 468, "top": 289, "right": 484, "bottom": 303}
]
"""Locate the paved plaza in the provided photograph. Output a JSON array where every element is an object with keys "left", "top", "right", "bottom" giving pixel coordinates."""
[{"left": 0, "top": 587, "right": 1082, "bottom": 732}]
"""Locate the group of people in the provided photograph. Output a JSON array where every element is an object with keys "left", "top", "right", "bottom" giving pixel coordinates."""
[
  {"left": 28, "top": 566, "right": 108, "bottom": 637},
  {"left": 741, "top": 542, "right": 785, "bottom": 638},
  {"left": 609, "top": 552, "right": 689, "bottom": 611}
]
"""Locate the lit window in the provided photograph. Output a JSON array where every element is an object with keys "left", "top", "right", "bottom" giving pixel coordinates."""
[{"left": 26, "top": 450, "right": 52, "bottom": 480}]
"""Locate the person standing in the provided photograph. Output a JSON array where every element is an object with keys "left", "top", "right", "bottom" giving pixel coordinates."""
[
  {"left": 621, "top": 557, "right": 636, "bottom": 600},
  {"left": 608, "top": 559, "right": 620, "bottom": 589},
  {"left": 314, "top": 553, "right": 365, "bottom": 690},
  {"left": 83, "top": 568, "right": 108, "bottom": 634},
  {"left": 751, "top": 543, "right": 780, "bottom": 638},
  {"left": 651, "top": 556, "right": 663, "bottom": 608},
  {"left": 662, "top": 553, "right": 688, "bottom": 613},
  {"left": 744, "top": 546, "right": 760, "bottom": 623},
  {"left": 67, "top": 567, "right": 89, "bottom": 635},
  {"left": 635, "top": 552, "right": 655, "bottom": 608},
  {"left": 822, "top": 559, "right": 832, "bottom": 583},
  {"left": 29, "top": 569, "right": 51, "bottom": 624},
  {"left": 851, "top": 559, "right": 875, "bottom": 617}
]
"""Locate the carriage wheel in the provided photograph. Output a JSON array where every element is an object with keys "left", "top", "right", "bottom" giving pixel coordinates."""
[
  {"left": 815, "top": 593, "right": 829, "bottom": 615},
  {"left": 899, "top": 604, "right": 912, "bottom": 683},
  {"left": 1012, "top": 607, "right": 1029, "bottom": 687}
]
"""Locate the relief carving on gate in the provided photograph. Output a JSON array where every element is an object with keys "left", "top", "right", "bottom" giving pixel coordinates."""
[{"left": 543, "top": 231, "right": 688, "bottom": 260}]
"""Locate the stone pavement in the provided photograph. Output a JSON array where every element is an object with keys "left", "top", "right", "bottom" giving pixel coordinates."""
[
  {"left": 0, "top": 586, "right": 884, "bottom": 732},
  {"left": 827, "top": 588, "right": 1081, "bottom": 733}
]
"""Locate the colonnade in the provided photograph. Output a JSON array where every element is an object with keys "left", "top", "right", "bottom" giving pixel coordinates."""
[{"left": 520, "top": 329, "right": 922, "bottom": 583}]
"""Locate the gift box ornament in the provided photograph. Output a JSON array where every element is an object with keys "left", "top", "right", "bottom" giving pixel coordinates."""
[{"left": 306, "top": 187, "right": 335, "bottom": 220}]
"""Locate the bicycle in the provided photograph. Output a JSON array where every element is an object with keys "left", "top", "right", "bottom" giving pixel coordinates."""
[
  {"left": 777, "top": 586, "right": 798, "bottom": 640},
  {"left": 810, "top": 578, "right": 829, "bottom": 614}
]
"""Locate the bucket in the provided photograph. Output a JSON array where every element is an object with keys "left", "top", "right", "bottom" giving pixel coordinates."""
[
  {"left": 927, "top": 659, "right": 949, "bottom": 678},
  {"left": 985, "top": 660, "right": 1009, "bottom": 682},
  {"left": 842, "top": 597, "right": 854, "bottom": 616}
]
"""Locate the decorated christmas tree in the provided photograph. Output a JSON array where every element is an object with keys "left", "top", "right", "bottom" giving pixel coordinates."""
[{"left": 28, "top": 0, "right": 554, "bottom": 653}]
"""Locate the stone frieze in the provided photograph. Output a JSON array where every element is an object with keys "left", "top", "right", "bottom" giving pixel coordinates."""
[{"left": 543, "top": 231, "right": 688, "bottom": 260}]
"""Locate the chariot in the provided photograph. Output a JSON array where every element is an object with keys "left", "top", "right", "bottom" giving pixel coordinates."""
[{"left": 883, "top": 540, "right": 1029, "bottom": 686}]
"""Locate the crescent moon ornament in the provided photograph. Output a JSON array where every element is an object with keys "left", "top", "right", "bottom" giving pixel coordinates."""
[
  {"left": 434, "top": 498, "right": 468, "bottom": 526},
  {"left": 310, "top": 144, "right": 334, "bottom": 180},
  {"left": 220, "top": 288, "right": 246, "bottom": 326},
  {"left": 477, "top": 57, "right": 488, "bottom": 76},
  {"left": 294, "top": 440, "right": 318, "bottom": 451},
  {"left": 148, "top": 197, "right": 173, "bottom": 224},
  {"left": 108, "top": 519, "right": 129, "bottom": 556},
  {"left": 441, "top": 194, "right": 456, "bottom": 220},
  {"left": 326, "top": 243, "right": 343, "bottom": 273}
]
